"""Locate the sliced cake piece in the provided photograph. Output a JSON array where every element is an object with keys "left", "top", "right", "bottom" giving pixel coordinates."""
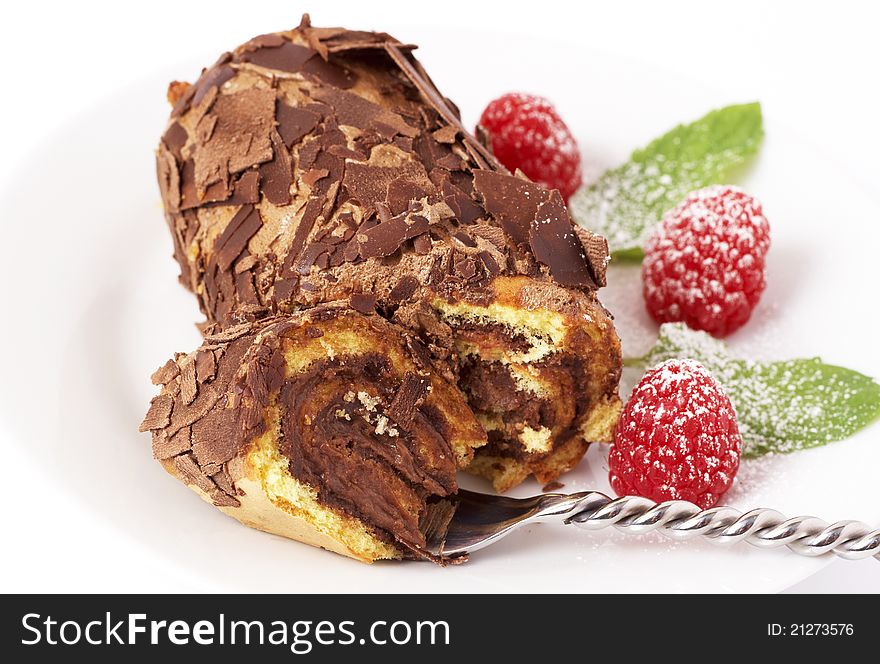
[
  {"left": 140, "top": 305, "right": 485, "bottom": 562},
  {"left": 431, "top": 275, "right": 621, "bottom": 491}
]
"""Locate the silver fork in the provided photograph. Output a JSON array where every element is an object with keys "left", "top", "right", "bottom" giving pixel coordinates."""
[{"left": 425, "top": 489, "right": 880, "bottom": 561}]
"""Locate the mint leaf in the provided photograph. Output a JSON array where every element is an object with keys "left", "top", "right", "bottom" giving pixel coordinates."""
[
  {"left": 570, "top": 103, "right": 764, "bottom": 259},
  {"left": 633, "top": 323, "right": 880, "bottom": 457}
]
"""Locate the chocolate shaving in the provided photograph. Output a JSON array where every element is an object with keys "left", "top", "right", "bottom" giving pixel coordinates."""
[
  {"left": 239, "top": 40, "right": 357, "bottom": 89},
  {"left": 453, "top": 254, "right": 477, "bottom": 279},
  {"left": 530, "top": 191, "right": 597, "bottom": 289},
  {"left": 235, "top": 254, "right": 259, "bottom": 273},
  {"left": 441, "top": 179, "right": 484, "bottom": 224},
  {"left": 192, "top": 88, "right": 276, "bottom": 195},
  {"left": 162, "top": 122, "right": 188, "bottom": 159},
  {"left": 274, "top": 277, "right": 299, "bottom": 304},
  {"left": 259, "top": 130, "right": 293, "bottom": 205},
  {"left": 302, "top": 168, "right": 330, "bottom": 187},
  {"left": 180, "top": 158, "right": 232, "bottom": 209},
  {"left": 302, "top": 55, "right": 357, "bottom": 89},
  {"left": 180, "top": 358, "right": 198, "bottom": 405},
  {"left": 472, "top": 170, "right": 539, "bottom": 248},
  {"left": 171, "top": 57, "right": 234, "bottom": 119},
  {"left": 241, "top": 33, "right": 286, "bottom": 51},
  {"left": 432, "top": 125, "right": 458, "bottom": 144},
  {"left": 173, "top": 453, "right": 238, "bottom": 506},
  {"left": 156, "top": 147, "right": 181, "bottom": 212},
  {"left": 296, "top": 242, "right": 330, "bottom": 275},
  {"left": 190, "top": 405, "right": 242, "bottom": 468},
  {"left": 211, "top": 467, "right": 237, "bottom": 497},
  {"left": 195, "top": 113, "right": 218, "bottom": 143},
  {"left": 140, "top": 395, "right": 173, "bottom": 432},
  {"left": 235, "top": 268, "right": 260, "bottom": 305},
  {"left": 225, "top": 170, "right": 261, "bottom": 205},
  {"left": 388, "top": 275, "right": 419, "bottom": 303},
  {"left": 349, "top": 292, "right": 377, "bottom": 314},
  {"left": 386, "top": 177, "right": 431, "bottom": 215},
  {"left": 452, "top": 231, "right": 477, "bottom": 248},
  {"left": 473, "top": 171, "right": 597, "bottom": 287},
  {"left": 478, "top": 250, "right": 501, "bottom": 275},
  {"left": 195, "top": 349, "right": 218, "bottom": 383},
  {"left": 327, "top": 144, "right": 368, "bottom": 161},
  {"left": 311, "top": 87, "right": 417, "bottom": 137},
  {"left": 192, "top": 63, "right": 235, "bottom": 107},
  {"left": 203, "top": 321, "right": 256, "bottom": 344},
  {"left": 386, "top": 372, "right": 429, "bottom": 427},
  {"left": 151, "top": 359, "right": 180, "bottom": 386},
  {"left": 276, "top": 102, "right": 320, "bottom": 147},
  {"left": 152, "top": 426, "right": 191, "bottom": 460},
  {"left": 575, "top": 227, "right": 609, "bottom": 287},
  {"left": 298, "top": 140, "right": 321, "bottom": 171},
  {"left": 238, "top": 41, "right": 315, "bottom": 72},
  {"left": 412, "top": 234, "right": 432, "bottom": 254},
  {"left": 280, "top": 128, "right": 347, "bottom": 280},
  {"left": 213, "top": 205, "right": 263, "bottom": 272},
  {"left": 383, "top": 43, "right": 501, "bottom": 172},
  {"left": 358, "top": 210, "right": 430, "bottom": 259},
  {"left": 343, "top": 161, "right": 430, "bottom": 213},
  {"left": 435, "top": 152, "right": 464, "bottom": 170},
  {"left": 301, "top": 20, "right": 416, "bottom": 55},
  {"left": 469, "top": 223, "right": 507, "bottom": 250}
]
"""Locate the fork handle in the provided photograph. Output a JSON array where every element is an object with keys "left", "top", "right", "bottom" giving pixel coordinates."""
[{"left": 563, "top": 492, "right": 880, "bottom": 561}]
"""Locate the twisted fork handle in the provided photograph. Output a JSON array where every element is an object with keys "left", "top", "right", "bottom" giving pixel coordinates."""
[{"left": 564, "top": 493, "right": 880, "bottom": 561}]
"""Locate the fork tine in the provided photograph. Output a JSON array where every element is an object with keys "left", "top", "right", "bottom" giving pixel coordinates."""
[
  {"left": 451, "top": 490, "right": 547, "bottom": 525},
  {"left": 425, "top": 490, "right": 586, "bottom": 558}
]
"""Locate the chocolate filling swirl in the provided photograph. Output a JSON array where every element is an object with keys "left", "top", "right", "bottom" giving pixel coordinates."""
[{"left": 278, "top": 353, "right": 457, "bottom": 550}]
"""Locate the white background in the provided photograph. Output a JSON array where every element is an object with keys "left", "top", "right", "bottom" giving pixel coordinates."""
[{"left": 1, "top": 0, "right": 878, "bottom": 592}]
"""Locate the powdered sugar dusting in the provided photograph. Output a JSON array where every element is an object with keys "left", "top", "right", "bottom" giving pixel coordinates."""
[
  {"left": 641, "top": 323, "right": 880, "bottom": 457},
  {"left": 573, "top": 154, "right": 749, "bottom": 251},
  {"left": 570, "top": 102, "right": 764, "bottom": 255}
]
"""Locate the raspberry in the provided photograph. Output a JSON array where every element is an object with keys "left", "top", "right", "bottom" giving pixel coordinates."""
[
  {"left": 478, "top": 93, "right": 583, "bottom": 200},
  {"left": 642, "top": 185, "right": 771, "bottom": 337},
  {"left": 608, "top": 359, "right": 742, "bottom": 509}
]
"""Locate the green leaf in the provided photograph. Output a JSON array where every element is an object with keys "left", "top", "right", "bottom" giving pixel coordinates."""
[
  {"left": 570, "top": 102, "right": 764, "bottom": 259},
  {"left": 632, "top": 323, "right": 880, "bottom": 457}
]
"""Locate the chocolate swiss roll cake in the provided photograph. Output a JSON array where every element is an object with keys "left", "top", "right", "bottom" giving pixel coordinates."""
[
  {"left": 154, "top": 14, "right": 622, "bottom": 494},
  {"left": 140, "top": 305, "right": 485, "bottom": 562}
]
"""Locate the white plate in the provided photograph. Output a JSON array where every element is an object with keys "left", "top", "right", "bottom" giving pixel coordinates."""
[{"left": 1, "top": 32, "right": 878, "bottom": 593}]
